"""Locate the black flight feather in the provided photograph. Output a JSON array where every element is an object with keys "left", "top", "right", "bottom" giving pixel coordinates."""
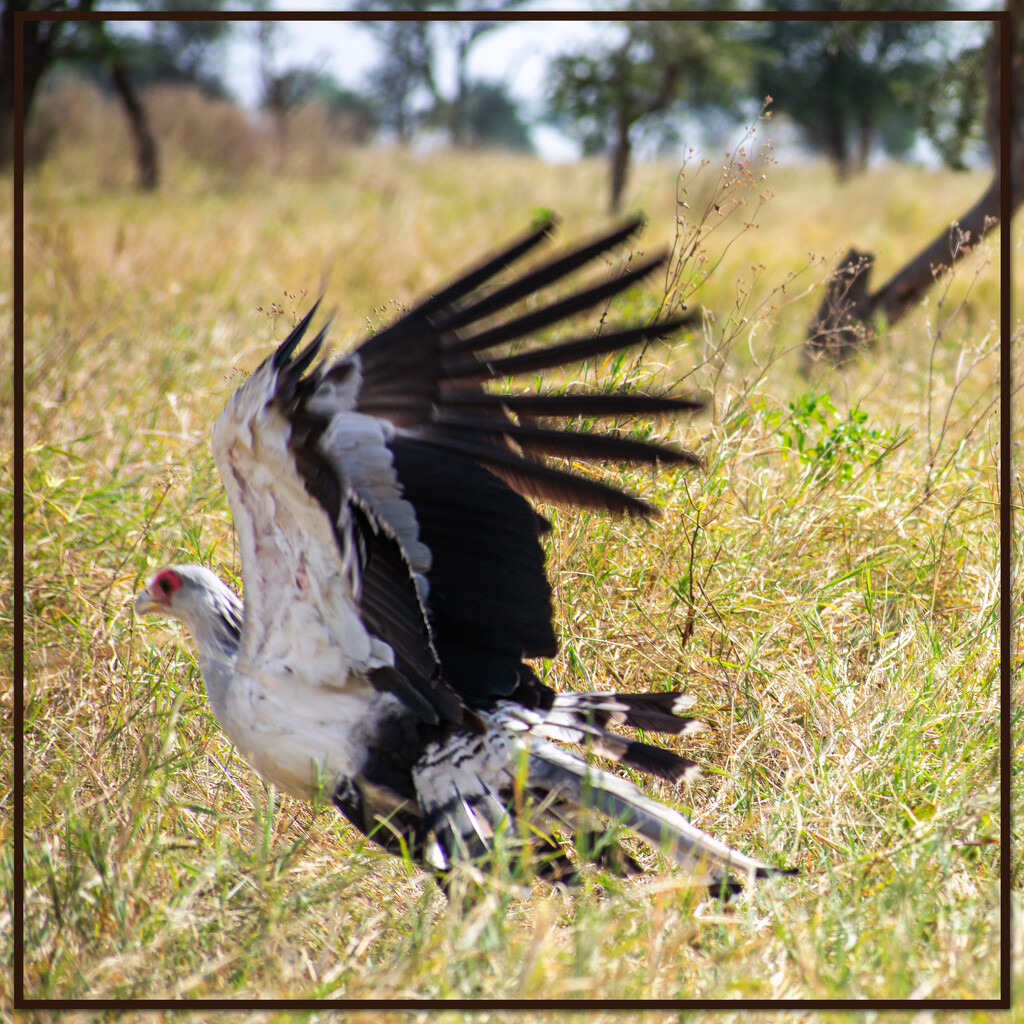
[
  {"left": 389, "top": 438, "right": 558, "bottom": 700},
  {"left": 272, "top": 298, "right": 323, "bottom": 369},
  {"left": 443, "top": 253, "right": 670, "bottom": 357},
  {"left": 412, "top": 214, "right": 558, "bottom": 322},
  {"left": 428, "top": 411, "right": 702, "bottom": 467},
  {"left": 443, "top": 317, "right": 692, "bottom": 383},
  {"left": 347, "top": 497, "right": 476, "bottom": 731},
  {"left": 564, "top": 692, "right": 701, "bottom": 735},
  {"left": 441, "top": 389, "right": 706, "bottom": 419},
  {"left": 433, "top": 217, "right": 645, "bottom": 334},
  {"left": 403, "top": 432, "right": 660, "bottom": 516},
  {"left": 353, "top": 218, "right": 558, "bottom": 370}
]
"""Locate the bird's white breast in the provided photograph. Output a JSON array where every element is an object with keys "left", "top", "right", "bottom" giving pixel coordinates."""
[{"left": 219, "top": 664, "right": 405, "bottom": 800}]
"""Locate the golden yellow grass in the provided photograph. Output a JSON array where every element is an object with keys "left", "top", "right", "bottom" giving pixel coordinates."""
[{"left": 8, "top": 81, "right": 1020, "bottom": 1012}]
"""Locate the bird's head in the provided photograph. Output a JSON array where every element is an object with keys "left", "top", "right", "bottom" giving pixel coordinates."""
[
  {"left": 135, "top": 564, "right": 244, "bottom": 706},
  {"left": 135, "top": 564, "right": 243, "bottom": 648}
]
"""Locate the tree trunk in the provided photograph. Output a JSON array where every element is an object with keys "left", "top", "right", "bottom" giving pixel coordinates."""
[
  {"left": 805, "top": 5, "right": 1022, "bottom": 367},
  {"left": 609, "top": 124, "right": 631, "bottom": 216},
  {"left": 0, "top": 0, "right": 100, "bottom": 169},
  {"left": 0, "top": 0, "right": 14, "bottom": 167},
  {"left": 856, "top": 109, "right": 873, "bottom": 173},
  {"left": 870, "top": 174, "right": 1012, "bottom": 320},
  {"left": 110, "top": 60, "right": 158, "bottom": 191},
  {"left": 450, "top": 30, "right": 469, "bottom": 146},
  {"left": 605, "top": 57, "right": 678, "bottom": 215},
  {"left": 803, "top": 249, "right": 876, "bottom": 367},
  {"left": 827, "top": 116, "right": 852, "bottom": 181},
  {"left": 823, "top": 64, "right": 852, "bottom": 180},
  {"left": 2, "top": 7, "right": 62, "bottom": 167}
]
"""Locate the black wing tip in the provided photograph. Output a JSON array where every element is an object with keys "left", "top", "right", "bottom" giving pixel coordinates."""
[
  {"left": 433, "top": 411, "right": 702, "bottom": 470},
  {"left": 272, "top": 296, "right": 325, "bottom": 369},
  {"left": 711, "top": 864, "right": 799, "bottom": 901},
  {"left": 443, "top": 388, "right": 707, "bottom": 421},
  {"left": 291, "top": 318, "right": 333, "bottom": 379},
  {"left": 525, "top": 210, "right": 648, "bottom": 250},
  {"left": 554, "top": 691, "right": 703, "bottom": 736},
  {"left": 756, "top": 865, "right": 800, "bottom": 879},
  {"left": 606, "top": 212, "right": 647, "bottom": 244},
  {"left": 531, "top": 209, "right": 560, "bottom": 235},
  {"left": 612, "top": 491, "right": 659, "bottom": 518}
]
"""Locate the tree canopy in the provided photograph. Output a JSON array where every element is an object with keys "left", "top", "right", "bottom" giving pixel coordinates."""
[
  {"left": 750, "top": 10, "right": 955, "bottom": 177},
  {"left": 547, "top": 12, "right": 753, "bottom": 212}
]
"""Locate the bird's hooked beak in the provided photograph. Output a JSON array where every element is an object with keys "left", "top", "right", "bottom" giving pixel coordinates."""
[{"left": 134, "top": 582, "right": 163, "bottom": 617}]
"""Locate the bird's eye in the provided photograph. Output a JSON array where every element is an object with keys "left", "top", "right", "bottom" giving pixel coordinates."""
[{"left": 157, "top": 573, "right": 176, "bottom": 595}]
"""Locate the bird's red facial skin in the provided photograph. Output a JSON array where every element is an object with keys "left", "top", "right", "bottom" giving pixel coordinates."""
[{"left": 153, "top": 569, "right": 182, "bottom": 604}]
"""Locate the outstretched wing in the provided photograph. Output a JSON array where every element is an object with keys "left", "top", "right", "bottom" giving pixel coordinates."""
[
  {"left": 211, "top": 317, "right": 477, "bottom": 742},
  {"left": 351, "top": 215, "right": 702, "bottom": 516},
  {"left": 262, "top": 218, "right": 703, "bottom": 714}
]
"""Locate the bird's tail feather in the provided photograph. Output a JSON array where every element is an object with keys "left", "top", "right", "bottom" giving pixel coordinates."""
[
  {"left": 415, "top": 732, "right": 579, "bottom": 882},
  {"left": 416, "top": 701, "right": 795, "bottom": 890},
  {"left": 529, "top": 690, "right": 703, "bottom": 786},
  {"left": 527, "top": 742, "right": 795, "bottom": 887},
  {"left": 549, "top": 690, "right": 701, "bottom": 735}
]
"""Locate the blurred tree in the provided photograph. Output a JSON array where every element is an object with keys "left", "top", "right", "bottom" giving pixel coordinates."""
[
  {"left": 113, "top": 9, "right": 233, "bottom": 98},
  {"left": 547, "top": 7, "right": 752, "bottom": 213},
  {"left": 752, "top": 8, "right": 949, "bottom": 178},
  {"left": 354, "top": 3, "right": 524, "bottom": 146},
  {"left": 459, "top": 79, "right": 531, "bottom": 150},
  {"left": 1, "top": 1, "right": 161, "bottom": 186},
  {"left": 255, "top": 24, "right": 379, "bottom": 149},
  {"left": 104, "top": 7, "right": 232, "bottom": 188},
  {"left": 911, "top": 33, "right": 989, "bottom": 171},
  {"left": 1, "top": 0, "right": 96, "bottom": 169},
  {"left": 256, "top": 20, "right": 323, "bottom": 145},
  {"left": 359, "top": 20, "right": 423, "bottom": 143},
  {"left": 2, "top": 0, "right": 233, "bottom": 185},
  {"left": 317, "top": 81, "right": 380, "bottom": 144}
]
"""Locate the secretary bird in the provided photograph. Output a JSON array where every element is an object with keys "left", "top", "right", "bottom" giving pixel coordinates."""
[{"left": 135, "top": 216, "right": 794, "bottom": 893}]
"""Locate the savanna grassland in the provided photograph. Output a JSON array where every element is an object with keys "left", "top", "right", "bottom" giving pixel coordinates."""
[{"left": 8, "top": 81, "right": 1022, "bottom": 1022}]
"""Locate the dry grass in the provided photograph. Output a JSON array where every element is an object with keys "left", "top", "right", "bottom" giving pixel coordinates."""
[{"left": 7, "top": 82, "right": 1020, "bottom": 1014}]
